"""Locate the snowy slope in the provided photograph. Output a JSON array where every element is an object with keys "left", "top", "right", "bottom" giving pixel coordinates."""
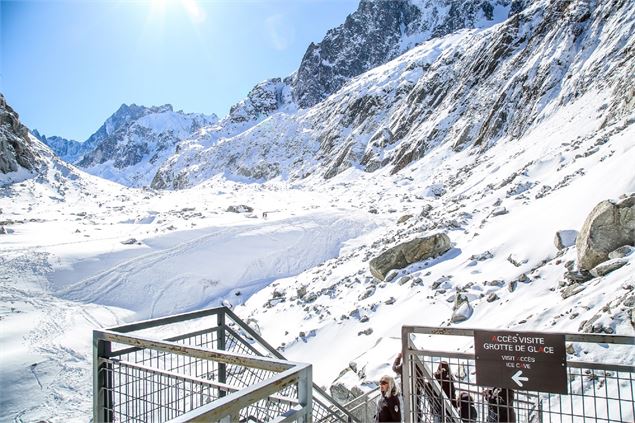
[
  {"left": 1, "top": 85, "right": 633, "bottom": 420},
  {"left": 154, "top": 0, "right": 634, "bottom": 189}
]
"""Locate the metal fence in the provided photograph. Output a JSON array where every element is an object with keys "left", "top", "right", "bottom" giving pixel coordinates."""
[
  {"left": 401, "top": 326, "right": 634, "bottom": 423},
  {"left": 93, "top": 307, "right": 358, "bottom": 422}
]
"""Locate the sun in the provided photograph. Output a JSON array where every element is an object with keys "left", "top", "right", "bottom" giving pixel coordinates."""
[{"left": 149, "top": 0, "right": 206, "bottom": 24}]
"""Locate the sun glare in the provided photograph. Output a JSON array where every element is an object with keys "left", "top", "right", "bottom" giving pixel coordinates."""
[{"left": 149, "top": 0, "right": 206, "bottom": 24}]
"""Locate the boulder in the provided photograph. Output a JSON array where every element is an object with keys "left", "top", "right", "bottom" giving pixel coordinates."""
[
  {"left": 590, "top": 258, "right": 629, "bottom": 278},
  {"left": 609, "top": 245, "right": 635, "bottom": 260},
  {"left": 451, "top": 293, "right": 473, "bottom": 323},
  {"left": 554, "top": 230, "right": 578, "bottom": 250},
  {"left": 226, "top": 205, "right": 254, "bottom": 213},
  {"left": 369, "top": 233, "right": 451, "bottom": 281},
  {"left": 577, "top": 195, "right": 635, "bottom": 270}
]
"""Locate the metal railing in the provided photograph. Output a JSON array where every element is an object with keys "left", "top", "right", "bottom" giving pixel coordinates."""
[
  {"left": 342, "top": 387, "right": 381, "bottom": 422},
  {"left": 93, "top": 307, "right": 358, "bottom": 422},
  {"left": 401, "top": 326, "right": 635, "bottom": 422}
]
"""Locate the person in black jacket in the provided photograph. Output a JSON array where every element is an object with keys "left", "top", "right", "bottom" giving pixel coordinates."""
[
  {"left": 375, "top": 375, "right": 401, "bottom": 422},
  {"left": 424, "top": 361, "right": 458, "bottom": 422},
  {"left": 483, "top": 387, "right": 516, "bottom": 422}
]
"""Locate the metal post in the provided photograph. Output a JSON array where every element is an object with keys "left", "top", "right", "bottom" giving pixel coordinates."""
[
  {"left": 93, "top": 332, "right": 113, "bottom": 423},
  {"left": 217, "top": 311, "right": 227, "bottom": 397},
  {"left": 401, "top": 326, "right": 412, "bottom": 423},
  {"left": 298, "top": 365, "right": 313, "bottom": 423}
]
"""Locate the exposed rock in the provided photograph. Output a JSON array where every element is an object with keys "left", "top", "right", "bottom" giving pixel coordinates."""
[
  {"left": 507, "top": 280, "right": 517, "bottom": 292},
  {"left": 397, "top": 275, "right": 411, "bottom": 285},
  {"left": 369, "top": 233, "right": 451, "bottom": 281},
  {"left": 293, "top": 0, "right": 522, "bottom": 108},
  {"left": 564, "top": 270, "right": 593, "bottom": 284},
  {"left": 226, "top": 205, "right": 254, "bottom": 213},
  {"left": 384, "top": 269, "right": 399, "bottom": 282},
  {"left": 491, "top": 207, "right": 508, "bottom": 217},
  {"left": 577, "top": 195, "right": 635, "bottom": 270},
  {"left": 561, "top": 283, "right": 586, "bottom": 299},
  {"left": 590, "top": 258, "right": 629, "bottom": 278},
  {"left": 486, "top": 293, "right": 499, "bottom": 302},
  {"left": 121, "top": 238, "right": 138, "bottom": 245},
  {"left": 609, "top": 245, "right": 635, "bottom": 260},
  {"left": 554, "top": 230, "right": 578, "bottom": 250},
  {"left": 358, "top": 328, "right": 373, "bottom": 336},
  {"left": 470, "top": 251, "right": 494, "bottom": 261},
  {"left": 451, "top": 293, "right": 473, "bottom": 323},
  {"left": 506, "top": 254, "right": 526, "bottom": 267},
  {"left": 304, "top": 292, "right": 318, "bottom": 303},
  {"left": 0, "top": 94, "right": 44, "bottom": 175},
  {"left": 329, "top": 377, "right": 364, "bottom": 404},
  {"left": 358, "top": 286, "right": 376, "bottom": 301},
  {"left": 397, "top": 214, "right": 413, "bottom": 224}
]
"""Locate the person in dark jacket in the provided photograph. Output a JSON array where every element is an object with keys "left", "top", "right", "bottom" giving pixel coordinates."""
[
  {"left": 375, "top": 375, "right": 401, "bottom": 423},
  {"left": 483, "top": 387, "right": 516, "bottom": 422},
  {"left": 424, "top": 361, "right": 458, "bottom": 422},
  {"left": 458, "top": 391, "right": 477, "bottom": 423}
]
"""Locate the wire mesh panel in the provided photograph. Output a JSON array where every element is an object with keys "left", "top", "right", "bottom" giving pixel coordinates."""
[
  {"left": 94, "top": 307, "right": 353, "bottom": 422},
  {"left": 94, "top": 309, "right": 311, "bottom": 423},
  {"left": 401, "top": 326, "right": 635, "bottom": 423}
]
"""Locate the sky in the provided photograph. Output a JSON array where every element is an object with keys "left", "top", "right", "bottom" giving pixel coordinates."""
[{"left": 1, "top": 0, "right": 359, "bottom": 141}]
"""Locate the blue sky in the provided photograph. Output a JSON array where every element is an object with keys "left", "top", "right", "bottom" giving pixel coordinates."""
[{"left": 1, "top": 0, "right": 358, "bottom": 141}]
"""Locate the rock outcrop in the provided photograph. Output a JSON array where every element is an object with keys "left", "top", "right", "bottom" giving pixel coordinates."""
[
  {"left": 293, "top": 0, "right": 521, "bottom": 108},
  {"left": 0, "top": 94, "right": 43, "bottom": 175},
  {"left": 577, "top": 195, "right": 635, "bottom": 270},
  {"left": 369, "top": 233, "right": 451, "bottom": 280}
]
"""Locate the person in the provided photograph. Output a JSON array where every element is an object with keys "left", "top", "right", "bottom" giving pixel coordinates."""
[
  {"left": 483, "top": 387, "right": 516, "bottom": 422},
  {"left": 375, "top": 375, "right": 401, "bottom": 422},
  {"left": 457, "top": 391, "right": 477, "bottom": 422},
  {"left": 424, "top": 361, "right": 458, "bottom": 422}
]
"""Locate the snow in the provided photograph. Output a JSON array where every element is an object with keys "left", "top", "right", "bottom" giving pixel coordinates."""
[
  {"left": 1, "top": 109, "right": 633, "bottom": 421},
  {"left": 1, "top": 1, "right": 634, "bottom": 421}
]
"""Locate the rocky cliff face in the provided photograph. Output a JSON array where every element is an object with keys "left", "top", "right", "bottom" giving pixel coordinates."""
[
  {"left": 0, "top": 95, "right": 44, "bottom": 175},
  {"left": 292, "top": 0, "right": 522, "bottom": 108},
  {"left": 152, "top": 0, "right": 634, "bottom": 189}
]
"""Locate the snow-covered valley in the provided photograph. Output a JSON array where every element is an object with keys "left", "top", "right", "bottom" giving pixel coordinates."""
[
  {"left": 1, "top": 88, "right": 634, "bottom": 421},
  {"left": 2, "top": 0, "right": 634, "bottom": 421}
]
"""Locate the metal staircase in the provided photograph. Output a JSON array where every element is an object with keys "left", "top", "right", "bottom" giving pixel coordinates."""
[{"left": 93, "top": 306, "right": 360, "bottom": 422}]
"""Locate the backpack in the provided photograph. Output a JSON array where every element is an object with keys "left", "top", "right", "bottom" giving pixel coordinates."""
[{"left": 458, "top": 391, "right": 477, "bottom": 422}]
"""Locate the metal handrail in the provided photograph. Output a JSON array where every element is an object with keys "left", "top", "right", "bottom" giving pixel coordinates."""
[
  {"left": 95, "top": 306, "right": 358, "bottom": 422},
  {"left": 223, "top": 307, "right": 361, "bottom": 422}
]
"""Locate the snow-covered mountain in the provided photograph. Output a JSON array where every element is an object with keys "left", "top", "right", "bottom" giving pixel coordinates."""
[
  {"left": 292, "top": 0, "right": 526, "bottom": 108},
  {"left": 1, "top": 0, "right": 634, "bottom": 420},
  {"left": 38, "top": 103, "right": 218, "bottom": 187},
  {"left": 31, "top": 130, "right": 84, "bottom": 164},
  {"left": 153, "top": 0, "right": 634, "bottom": 189},
  {"left": 77, "top": 104, "right": 218, "bottom": 187}
]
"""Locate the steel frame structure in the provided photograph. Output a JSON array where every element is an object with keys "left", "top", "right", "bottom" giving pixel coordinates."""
[{"left": 93, "top": 307, "right": 357, "bottom": 422}]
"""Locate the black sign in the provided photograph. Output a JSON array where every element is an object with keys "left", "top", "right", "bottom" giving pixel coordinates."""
[{"left": 474, "top": 329, "right": 567, "bottom": 394}]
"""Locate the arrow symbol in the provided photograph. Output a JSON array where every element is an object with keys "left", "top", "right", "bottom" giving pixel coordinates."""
[{"left": 512, "top": 370, "right": 529, "bottom": 387}]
